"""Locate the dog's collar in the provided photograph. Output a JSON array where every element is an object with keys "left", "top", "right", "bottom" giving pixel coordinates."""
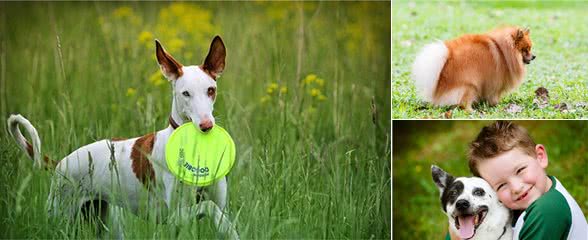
[
  {"left": 497, "top": 226, "right": 507, "bottom": 240},
  {"left": 169, "top": 116, "right": 180, "bottom": 129}
]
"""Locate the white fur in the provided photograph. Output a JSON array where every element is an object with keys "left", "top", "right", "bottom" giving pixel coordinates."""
[
  {"left": 432, "top": 166, "right": 511, "bottom": 240},
  {"left": 447, "top": 177, "right": 512, "bottom": 240},
  {"left": 412, "top": 41, "right": 448, "bottom": 102},
  {"left": 7, "top": 114, "right": 42, "bottom": 167},
  {"left": 7, "top": 40, "right": 238, "bottom": 239},
  {"left": 435, "top": 88, "right": 464, "bottom": 106},
  {"left": 171, "top": 65, "right": 217, "bottom": 128}
]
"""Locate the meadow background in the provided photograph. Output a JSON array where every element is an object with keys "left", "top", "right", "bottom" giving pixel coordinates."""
[
  {"left": 393, "top": 120, "right": 588, "bottom": 239},
  {"left": 392, "top": 1, "right": 588, "bottom": 118},
  {"left": 0, "top": 2, "right": 390, "bottom": 238}
]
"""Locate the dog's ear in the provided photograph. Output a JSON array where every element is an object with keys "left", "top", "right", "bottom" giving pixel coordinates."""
[
  {"left": 523, "top": 27, "right": 530, "bottom": 35},
  {"left": 514, "top": 28, "right": 525, "bottom": 41},
  {"left": 431, "top": 165, "right": 454, "bottom": 193},
  {"left": 202, "top": 36, "right": 226, "bottom": 80},
  {"left": 155, "top": 40, "right": 183, "bottom": 81}
]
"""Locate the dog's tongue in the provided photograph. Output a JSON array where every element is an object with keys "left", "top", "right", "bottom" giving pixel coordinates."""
[{"left": 458, "top": 215, "right": 475, "bottom": 239}]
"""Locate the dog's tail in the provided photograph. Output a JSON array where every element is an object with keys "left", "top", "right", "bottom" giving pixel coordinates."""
[
  {"left": 412, "top": 41, "right": 449, "bottom": 103},
  {"left": 7, "top": 114, "right": 53, "bottom": 169}
]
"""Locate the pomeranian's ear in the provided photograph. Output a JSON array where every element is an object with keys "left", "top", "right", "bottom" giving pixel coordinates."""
[{"left": 514, "top": 28, "right": 525, "bottom": 41}]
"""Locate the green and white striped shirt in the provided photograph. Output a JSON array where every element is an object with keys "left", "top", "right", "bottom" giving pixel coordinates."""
[{"left": 513, "top": 176, "right": 588, "bottom": 240}]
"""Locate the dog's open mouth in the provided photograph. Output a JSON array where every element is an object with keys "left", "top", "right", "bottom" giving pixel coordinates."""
[{"left": 453, "top": 206, "right": 488, "bottom": 239}]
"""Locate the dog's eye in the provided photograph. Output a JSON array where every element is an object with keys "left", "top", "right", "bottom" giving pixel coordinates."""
[
  {"left": 182, "top": 91, "right": 190, "bottom": 97},
  {"left": 473, "top": 188, "right": 485, "bottom": 196},
  {"left": 207, "top": 87, "right": 216, "bottom": 98}
]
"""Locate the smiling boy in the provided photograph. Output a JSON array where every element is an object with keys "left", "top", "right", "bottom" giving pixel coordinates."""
[{"left": 468, "top": 121, "right": 587, "bottom": 240}]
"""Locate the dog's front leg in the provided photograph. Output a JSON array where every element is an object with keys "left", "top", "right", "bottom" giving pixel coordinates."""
[
  {"left": 106, "top": 205, "right": 126, "bottom": 240},
  {"left": 167, "top": 200, "right": 239, "bottom": 240},
  {"left": 210, "top": 177, "right": 228, "bottom": 211}
]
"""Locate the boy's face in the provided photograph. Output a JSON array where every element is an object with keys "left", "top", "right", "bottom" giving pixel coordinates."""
[{"left": 477, "top": 145, "right": 551, "bottom": 210}]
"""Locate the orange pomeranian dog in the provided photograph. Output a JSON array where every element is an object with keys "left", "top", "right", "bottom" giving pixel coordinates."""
[{"left": 412, "top": 27, "right": 536, "bottom": 111}]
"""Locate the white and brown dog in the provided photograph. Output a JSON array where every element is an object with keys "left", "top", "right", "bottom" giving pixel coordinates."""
[{"left": 7, "top": 36, "right": 239, "bottom": 239}]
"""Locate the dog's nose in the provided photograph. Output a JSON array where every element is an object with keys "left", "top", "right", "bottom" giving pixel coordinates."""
[
  {"left": 531, "top": 55, "right": 536, "bottom": 60},
  {"left": 199, "top": 119, "right": 213, "bottom": 132},
  {"left": 455, "top": 199, "right": 470, "bottom": 211}
]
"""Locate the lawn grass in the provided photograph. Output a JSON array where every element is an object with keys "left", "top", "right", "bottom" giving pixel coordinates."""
[
  {"left": 0, "top": 2, "right": 391, "bottom": 238},
  {"left": 392, "top": 120, "right": 588, "bottom": 239},
  {"left": 392, "top": 1, "right": 588, "bottom": 119}
]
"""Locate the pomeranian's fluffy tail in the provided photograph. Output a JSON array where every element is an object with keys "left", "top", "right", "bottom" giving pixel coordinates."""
[
  {"left": 411, "top": 41, "right": 449, "bottom": 103},
  {"left": 7, "top": 114, "right": 44, "bottom": 168}
]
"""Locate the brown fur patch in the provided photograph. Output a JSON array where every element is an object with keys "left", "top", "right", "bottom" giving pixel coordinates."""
[
  {"left": 110, "top": 137, "right": 127, "bottom": 141},
  {"left": 25, "top": 141, "right": 34, "bottom": 158},
  {"left": 25, "top": 141, "right": 56, "bottom": 169},
  {"left": 130, "top": 133, "right": 156, "bottom": 189}
]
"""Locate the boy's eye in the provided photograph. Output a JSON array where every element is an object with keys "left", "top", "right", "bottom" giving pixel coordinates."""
[
  {"left": 182, "top": 91, "right": 190, "bottom": 97},
  {"left": 496, "top": 183, "right": 505, "bottom": 191},
  {"left": 516, "top": 167, "right": 526, "bottom": 174}
]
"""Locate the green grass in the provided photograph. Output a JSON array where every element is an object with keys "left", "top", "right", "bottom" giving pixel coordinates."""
[
  {"left": 392, "top": 1, "right": 588, "bottom": 118},
  {"left": 0, "top": 2, "right": 390, "bottom": 238},
  {"left": 393, "top": 121, "right": 588, "bottom": 239}
]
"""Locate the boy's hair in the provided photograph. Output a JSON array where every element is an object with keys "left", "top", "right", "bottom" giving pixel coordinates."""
[{"left": 468, "top": 121, "right": 536, "bottom": 177}]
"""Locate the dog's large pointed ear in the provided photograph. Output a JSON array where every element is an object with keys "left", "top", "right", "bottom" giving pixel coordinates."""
[
  {"left": 431, "top": 165, "right": 454, "bottom": 194},
  {"left": 155, "top": 39, "right": 183, "bottom": 81},
  {"left": 202, "top": 36, "right": 226, "bottom": 80}
]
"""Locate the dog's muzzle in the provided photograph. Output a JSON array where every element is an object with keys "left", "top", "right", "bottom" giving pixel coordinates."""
[
  {"left": 523, "top": 55, "right": 536, "bottom": 64},
  {"left": 452, "top": 202, "right": 489, "bottom": 240}
]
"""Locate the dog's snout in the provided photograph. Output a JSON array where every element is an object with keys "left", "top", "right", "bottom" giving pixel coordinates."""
[
  {"left": 199, "top": 119, "right": 213, "bottom": 132},
  {"left": 455, "top": 199, "right": 470, "bottom": 211},
  {"left": 531, "top": 55, "right": 536, "bottom": 60}
]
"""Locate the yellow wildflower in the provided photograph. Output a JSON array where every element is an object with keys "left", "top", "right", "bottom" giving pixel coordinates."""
[
  {"left": 267, "top": 87, "right": 274, "bottom": 94},
  {"left": 303, "top": 74, "right": 317, "bottom": 85},
  {"left": 310, "top": 88, "right": 320, "bottom": 97},
  {"left": 280, "top": 87, "right": 287, "bottom": 94},
  {"left": 126, "top": 87, "right": 137, "bottom": 97},
  {"left": 316, "top": 78, "right": 325, "bottom": 87},
  {"left": 113, "top": 7, "right": 133, "bottom": 18},
  {"left": 270, "top": 83, "right": 278, "bottom": 90},
  {"left": 318, "top": 95, "right": 327, "bottom": 101},
  {"left": 149, "top": 71, "right": 165, "bottom": 86},
  {"left": 415, "top": 165, "right": 422, "bottom": 173},
  {"left": 138, "top": 31, "right": 153, "bottom": 44},
  {"left": 167, "top": 38, "right": 185, "bottom": 53}
]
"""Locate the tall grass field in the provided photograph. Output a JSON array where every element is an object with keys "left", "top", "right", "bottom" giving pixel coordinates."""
[{"left": 0, "top": 2, "right": 391, "bottom": 238}]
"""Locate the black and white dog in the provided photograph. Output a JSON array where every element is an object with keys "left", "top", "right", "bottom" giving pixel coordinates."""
[{"left": 431, "top": 165, "right": 512, "bottom": 240}]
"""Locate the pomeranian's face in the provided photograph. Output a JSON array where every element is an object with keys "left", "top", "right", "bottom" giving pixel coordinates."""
[{"left": 514, "top": 28, "right": 535, "bottom": 64}]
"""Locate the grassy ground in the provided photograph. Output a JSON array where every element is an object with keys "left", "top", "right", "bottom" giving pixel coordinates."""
[
  {"left": 393, "top": 120, "right": 588, "bottom": 239},
  {"left": 392, "top": 1, "right": 588, "bottom": 119},
  {"left": 0, "top": 2, "right": 391, "bottom": 238}
]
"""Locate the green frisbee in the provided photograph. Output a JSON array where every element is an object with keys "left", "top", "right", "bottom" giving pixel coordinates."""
[{"left": 165, "top": 123, "right": 235, "bottom": 186}]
